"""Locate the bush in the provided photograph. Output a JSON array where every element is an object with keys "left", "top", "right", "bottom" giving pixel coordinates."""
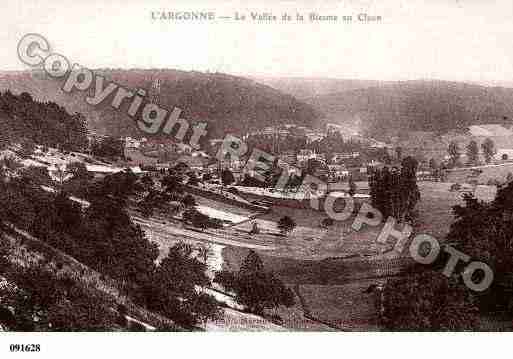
[
  {"left": 468, "top": 179, "right": 479, "bottom": 187},
  {"left": 450, "top": 183, "right": 461, "bottom": 192},
  {"left": 227, "top": 187, "right": 239, "bottom": 195},
  {"left": 128, "top": 321, "right": 146, "bottom": 332},
  {"left": 487, "top": 179, "right": 501, "bottom": 187},
  {"left": 221, "top": 169, "right": 235, "bottom": 187},
  {"left": 181, "top": 194, "right": 196, "bottom": 208},
  {"left": 183, "top": 209, "right": 221, "bottom": 230},
  {"left": 321, "top": 218, "right": 334, "bottom": 227},
  {"left": 381, "top": 270, "right": 478, "bottom": 330},
  {"left": 214, "top": 251, "right": 294, "bottom": 314},
  {"left": 1, "top": 265, "right": 119, "bottom": 331},
  {"left": 277, "top": 216, "right": 296, "bottom": 235}
]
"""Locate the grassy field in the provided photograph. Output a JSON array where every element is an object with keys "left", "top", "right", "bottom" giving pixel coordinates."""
[
  {"left": 217, "top": 180, "right": 500, "bottom": 330},
  {"left": 231, "top": 203, "right": 387, "bottom": 261},
  {"left": 126, "top": 179, "right": 501, "bottom": 331},
  {"left": 415, "top": 181, "right": 496, "bottom": 239},
  {"left": 298, "top": 280, "right": 384, "bottom": 330},
  {"left": 445, "top": 162, "right": 513, "bottom": 184},
  {"left": 124, "top": 148, "right": 159, "bottom": 165},
  {"left": 193, "top": 195, "right": 259, "bottom": 225}
]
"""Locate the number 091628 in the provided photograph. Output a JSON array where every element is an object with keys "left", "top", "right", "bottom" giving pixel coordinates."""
[{"left": 9, "top": 344, "right": 40, "bottom": 352}]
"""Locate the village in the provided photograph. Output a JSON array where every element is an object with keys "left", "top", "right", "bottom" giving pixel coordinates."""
[{"left": 2, "top": 109, "right": 512, "bottom": 331}]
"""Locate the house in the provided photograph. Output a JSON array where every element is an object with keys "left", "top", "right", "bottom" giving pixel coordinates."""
[
  {"left": 124, "top": 136, "right": 142, "bottom": 149},
  {"left": 305, "top": 131, "right": 325, "bottom": 143},
  {"left": 328, "top": 164, "right": 349, "bottom": 180},
  {"left": 331, "top": 152, "right": 360, "bottom": 163},
  {"left": 467, "top": 125, "right": 513, "bottom": 137},
  {"left": 278, "top": 150, "right": 297, "bottom": 165},
  {"left": 495, "top": 149, "right": 513, "bottom": 162},
  {"left": 326, "top": 123, "right": 345, "bottom": 135},
  {"left": 297, "top": 149, "right": 315, "bottom": 164},
  {"left": 176, "top": 155, "right": 207, "bottom": 171}
]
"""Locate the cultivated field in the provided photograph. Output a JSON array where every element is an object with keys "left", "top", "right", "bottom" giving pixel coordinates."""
[
  {"left": 216, "top": 180, "right": 500, "bottom": 330},
  {"left": 445, "top": 162, "right": 513, "bottom": 184},
  {"left": 298, "top": 280, "right": 384, "bottom": 330},
  {"left": 415, "top": 181, "right": 496, "bottom": 239}
]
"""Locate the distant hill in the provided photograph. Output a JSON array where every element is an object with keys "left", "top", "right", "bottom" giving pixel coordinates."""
[
  {"left": 253, "top": 76, "right": 383, "bottom": 99},
  {"left": 305, "top": 80, "right": 513, "bottom": 141},
  {"left": 0, "top": 70, "right": 322, "bottom": 140}
]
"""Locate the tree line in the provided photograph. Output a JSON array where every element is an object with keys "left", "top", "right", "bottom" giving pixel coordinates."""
[{"left": 0, "top": 91, "right": 88, "bottom": 152}]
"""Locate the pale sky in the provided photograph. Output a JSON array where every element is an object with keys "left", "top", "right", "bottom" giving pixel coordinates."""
[{"left": 2, "top": 0, "right": 513, "bottom": 85}]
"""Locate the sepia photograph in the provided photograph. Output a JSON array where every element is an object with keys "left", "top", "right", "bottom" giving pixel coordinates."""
[{"left": 1, "top": 0, "right": 513, "bottom": 357}]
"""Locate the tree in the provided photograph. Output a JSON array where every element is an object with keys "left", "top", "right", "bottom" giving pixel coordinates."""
[
  {"left": 428, "top": 158, "right": 437, "bottom": 170},
  {"left": 82, "top": 197, "right": 159, "bottom": 286},
  {"left": 249, "top": 222, "right": 260, "bottom": 234},
  {"left": 140, "top": 173, "right": 154, "bottom": 190},
  {"left": 305, "top": 158, "right": 322, "bottom": 176},
  {"left": 448, "top": 141, "right": 460, "bottom": 167},
  {"left": 191, "top": 212, "right": 212, "bottom": 231},
  {"left": 0, "top": 265, "right": 118, "bottom": 331},
  {"left": 466, "top": 140, "right": 479, "bottom": 165},
  {"left": 241, "top": 173, "right": 266, "bottom": 188},
  {"left": 446, "top": 183, "right": 513, "bottom": 312},
  {"left": 395, "top": 147, "right": 403, "bottom": 161},
  {"left": 348, "top": 175, "right": 357, "bottom": 196},
  {"left": 277, "top": 216, "right": 296, "bottom": 235},
  {"left": 481, "top": 138, "right": 496, "bottom": 164},
  {"left": 137, "top": 189, "right": 169, "bottom": 218},
  {"left": 428, "top": 158, "right": 440, "bottom": 180},
  {"left": 138, "top": 243, "right": 220, "bottom": 327},
  {"left": 0, "top": 161, "right": 218, "bottom": 328},
  {"left": 288, "top": 174, "right": 303, "bottom": 192},
  {"left": 66, "top": 161, "right": 91, "bottom": 182},
  {"left": 239, "top": 250, "right": 265, "bottom": 276},
  {"left": 91, "top": 136, "right": 124, "bottom": 160},
  {"left": 221, "top": 169, "right": 235, "bottom": 187},
  {"left": 19, "top": 140, "right": 36, "bottom": 157},
  {"left": 19, "top": 165, "right": 53, "bottom": 186},
  {"left": 0, "top": 92, "right": 87, "bottom": 151},
  {"left": 89, "top": 169, "right": 142, "bottom": 200},
  {"left": 64, "top": 162, "right": 93, "bottom": 195},
  {"left": 1, "top": 155, "right": 22, "bottom": 173},
  {"left": 187, "top": 173, "right": 200, "bottom": 187},
  {"left": 214, "top": 250, "right": 294, "bottom": 314},
  {"left": 321, "top": 217, "right": 334, "bottom": 227},
  {"left": 0, "top": 238, "right": 10, "bottom": 273},
  {"left": 161, "top": 174, "right": 182, "bottom": 194},
  {"left": 401, "top": 156, "right": 418, "bottom": 177},
  {"left": 369, "top": 163, "right": 420, "bottom": 223},
  {"left": 381, "top": 149, "right": 392, "bottom": 165},
  {"left": 381, "top": 270, "right": 479, "bottom": 330},
  {"left": 181, "top": 194, "right": 196, "bottom": 208},
  {"left": 0, "top": 179, "right": 37, "bottom": 229},
  {"left": 183, "top": 209, "right": 218, "bottom": 231}
]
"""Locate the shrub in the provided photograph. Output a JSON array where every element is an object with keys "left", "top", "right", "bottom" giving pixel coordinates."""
[
  {"left": 321, "top": 218, "right": 334, "bottom": 227},
  {"left": 277, "top": 216, "right": 296, "bottom": 235},
  {"left": 450, "top": 183, "right": 461, "bottom": 192},
  {"left": 214, "top": 251, "right": 294, "bottom": 314},
  {"left": 487, "top": 179, "right": 501, "bottom": 187},
  {"left": 227, "top": 187, "right": 239, "bottom": 195},
  {"left": 128, "top": 321, "right": 146, "bottom": 332}
]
